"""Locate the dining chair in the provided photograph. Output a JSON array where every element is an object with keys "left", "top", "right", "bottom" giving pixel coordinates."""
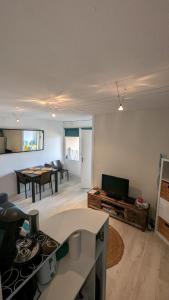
[
  {"left": 44, "top": 163, "right": 52, "bottom": 168},
  {"left": 52, "top": 160, "right": 69, "bottom": 183},
  {"left": 16, "top": 172, "right": 30, "bottom": 199},
  {"left": 35, "top": 171, "right": 53, "bottom": 200}
]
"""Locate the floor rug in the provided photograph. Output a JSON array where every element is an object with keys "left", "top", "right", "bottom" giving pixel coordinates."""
[{"left": 106, "top": 225, "right": 124, "bottom": 269}]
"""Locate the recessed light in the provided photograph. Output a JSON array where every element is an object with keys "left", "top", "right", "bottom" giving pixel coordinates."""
[
  {"left": 118, "top": 104, "right": 124, "bottom": 111},
  {"left": 52, "top": 113, "right": 56, "bottom": 118},
  {"left": 16, "top": 119, "right": 20, "bottom": 123}
]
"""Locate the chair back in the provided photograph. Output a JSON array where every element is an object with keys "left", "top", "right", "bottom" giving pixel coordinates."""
[
  {"left": 44, "top": 163, "right": 52, "bottom": 168},
  {"left": 39, "top": 171, "right": 52, "bottom": 185},
  {"left": 17, "top": 172, "right": 28, "bottom": 184},
  {"left": 56, "top": 160, "right": 63, "bottom": 171},
  {"left": 52, "top": 160, "right": 57, "bottom": 169}
]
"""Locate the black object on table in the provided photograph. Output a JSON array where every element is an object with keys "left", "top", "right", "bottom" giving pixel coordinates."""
[{"left": 15, "top": 167, "right": 58, "bottom": 203}]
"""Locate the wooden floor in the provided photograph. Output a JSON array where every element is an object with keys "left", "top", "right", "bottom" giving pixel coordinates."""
[{"left": 13, "top": 176, "right": 169, "bottom": 300}]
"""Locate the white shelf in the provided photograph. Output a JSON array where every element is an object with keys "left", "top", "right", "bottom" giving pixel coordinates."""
[
  {"left": 160, "top": 196, "right": 168, "bottom": 201},
  {"left": 39, "top": 253, "right": 95, "bottom": 300},
  {"left": 162, "top": 177, "right": 169, "bottom": 183}
]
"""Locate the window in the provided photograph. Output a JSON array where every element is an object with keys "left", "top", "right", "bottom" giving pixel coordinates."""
[
  {"left": 64, "top": 128, "right": 80, "bottom": 161},
  {"left": 65, "top": 136, "right": 79, "bottom": 161}
]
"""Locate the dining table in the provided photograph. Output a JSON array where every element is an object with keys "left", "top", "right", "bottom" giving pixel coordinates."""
[{"left": 15, "top": 166, "right": 58, "bottom": 203}]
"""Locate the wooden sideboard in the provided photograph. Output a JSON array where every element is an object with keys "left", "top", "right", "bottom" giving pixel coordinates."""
[{"left": 88, "top": 189, "right": 149, "bottom": 231}]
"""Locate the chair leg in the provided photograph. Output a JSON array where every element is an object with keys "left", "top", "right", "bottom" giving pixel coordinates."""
[
  {"left": 60, "top": 172, "right": 62, "bottom": 184},
  {"left": 51, "top": 181, "right": 53, "bottom": 194},
  {"left": 39, "top": 185, "right": 41, "bottom": 200},
  {"left": 25, "top": 184, "right": 27, "bottom": 199},
  {"left": 67, "top": 171, "right": 69, "bottom": 181}
]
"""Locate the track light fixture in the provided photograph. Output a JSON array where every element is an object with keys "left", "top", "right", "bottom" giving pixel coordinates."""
[{"left": 115, "top": 81, "right": 124, "bottom": 112}]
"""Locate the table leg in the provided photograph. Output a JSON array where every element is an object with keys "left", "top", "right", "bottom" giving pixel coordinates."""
[
  {"left": 32, "top": 181, "right": 35, "bottom": 203},
  {"left": 55, "top": 171, "right": 58, "bottom": 193},
  {"left": 17, "top": 175, "right": 20, "bottom": 194}
]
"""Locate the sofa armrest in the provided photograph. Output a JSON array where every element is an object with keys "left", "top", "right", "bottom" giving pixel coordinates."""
[{"left": 0, "top": 193, "right": 8, "bottom": 204}]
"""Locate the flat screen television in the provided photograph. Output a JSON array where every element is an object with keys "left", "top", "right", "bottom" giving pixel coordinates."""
[{"left": 102, "top": 174, "right": 129, "bottom": 199}]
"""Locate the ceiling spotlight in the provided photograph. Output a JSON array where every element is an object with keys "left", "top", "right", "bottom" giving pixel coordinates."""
[
  {"left": 118, "top": 104, "right": 124, "bottom": 111},
  {"left": 52, "top": 113, "right": 56, "bottom": 118},
  {"left": 16, "top": 119, "right": 20, "bottom": 123}
]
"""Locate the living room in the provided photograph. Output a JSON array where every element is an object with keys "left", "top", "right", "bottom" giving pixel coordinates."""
[{"left": 0, "top": 1, "right": 169, "bottom": 300}]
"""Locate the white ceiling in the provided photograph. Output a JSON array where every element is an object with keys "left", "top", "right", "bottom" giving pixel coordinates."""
[{"left": 0, "top": 0, "right": 169, "bottom": 120}]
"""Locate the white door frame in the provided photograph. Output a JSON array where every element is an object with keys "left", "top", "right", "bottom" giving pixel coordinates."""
[{"left": 80, "top": 116, "right": 94, "bottom": 189}]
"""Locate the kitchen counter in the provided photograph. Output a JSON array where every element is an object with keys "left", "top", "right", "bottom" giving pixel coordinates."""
[
  {"left": 41, "top": 208, "right": 108, "bottom": 244},
  {"left": 40, "top": 208, "right": 109, "bottom": 300},
  {"left": 0, "top": 208, "right": 109, "bottom": 300}
]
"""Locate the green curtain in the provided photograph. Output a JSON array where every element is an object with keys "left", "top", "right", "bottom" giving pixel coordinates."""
[
  {"left": 64, "top": 128, "right": 79, "bottom": 137},
  {"left": 81, "top": 127, "right": 92, "bottom": 130}
]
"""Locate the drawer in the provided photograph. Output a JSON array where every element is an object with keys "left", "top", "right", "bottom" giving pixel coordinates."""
[
  {"left": 159, "top": 198, "right": 169, "bottom": 223},
  {"left": 160, "top": 180, "right": 169, "bottom": 202},
  {"left": 158, "top": 217, "right": 169, "bottom": 241}
]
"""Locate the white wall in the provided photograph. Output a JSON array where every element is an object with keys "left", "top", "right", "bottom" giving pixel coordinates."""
[
  {"left": 0, "top": 117, "right": 63, "bottom": 196},
  {"left": 93, "top": 110, "right": 169, "bottom": 217},
  {"left": 63, "top": 120, "right": 92, "bottom": 177}
]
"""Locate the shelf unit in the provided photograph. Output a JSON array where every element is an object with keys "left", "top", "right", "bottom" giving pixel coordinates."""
[{"left": 156, "top": 158, "right": 169, "bottom": 245}]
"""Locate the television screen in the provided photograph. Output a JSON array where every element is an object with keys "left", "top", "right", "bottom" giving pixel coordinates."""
[{"left": 102, "top": 174, "right": 129, "bottom": 199}]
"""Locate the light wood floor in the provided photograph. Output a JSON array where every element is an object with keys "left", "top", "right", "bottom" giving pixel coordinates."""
[{"left": 13, "top": 176, "right": 169, "bottom": 300}]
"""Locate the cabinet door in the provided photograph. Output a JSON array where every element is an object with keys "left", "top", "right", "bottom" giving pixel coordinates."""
[{"left": 124, "top": 209, "right": 146, "bottom": 228}]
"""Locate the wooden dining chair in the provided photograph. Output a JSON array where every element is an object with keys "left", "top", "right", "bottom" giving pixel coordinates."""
[
  {"left": 35, "top": 171, "right": 53, "bottom": 200},
  {"left": 44, "top": 163, "right": 52, "bottom": 168},
  {"left": 52, "top": 160, "right": 69, "bottom": 183},
  {"left": 16, "top": 172, "right": 30, "bottom": 199}
]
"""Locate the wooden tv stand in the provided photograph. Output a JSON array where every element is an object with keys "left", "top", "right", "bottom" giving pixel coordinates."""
[{"left": 88, "top": 189, "right": 149, "bottom": 231}]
